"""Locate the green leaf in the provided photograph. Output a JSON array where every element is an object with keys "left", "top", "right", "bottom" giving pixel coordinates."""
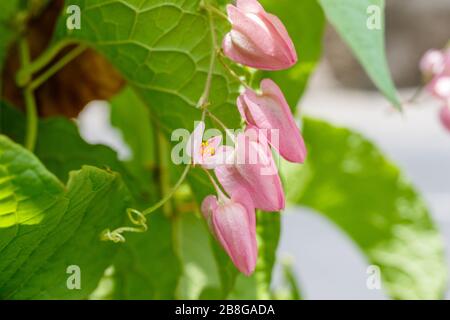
[
  {"left": 286, "top": 118, "right": 447, "bottom": 299},
  {"left": 54, "top": 0, "right": 242, "bottom": 133},
  {"left": 259, "top": 0, "right": 325, "bottom": 109},
  {"left": 318, "top": 0, "right": 400, "bottom": 108},
  {"left": 0, "top": 135, "right": 131, "bottom": 299}
]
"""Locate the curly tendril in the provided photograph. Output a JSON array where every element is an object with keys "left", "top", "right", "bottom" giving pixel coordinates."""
[{"left": 100, "top": 208, "right": 148, "bottom": 243}]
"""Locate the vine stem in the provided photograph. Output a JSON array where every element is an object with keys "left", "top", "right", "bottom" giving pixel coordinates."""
[
  {"left": 100, "top": 209, "right": 148, "bottom": 243},
  {"left": 202, "top": 167, "right": 227, "bottom": 199},
  {"left": 203, "top": 108, "right": 236, "bottom": 143},
  {"left": 19, "top": 38, "right": 38, "bottom": 151},
  {"left": 142, "top": 164, "right": 191, "bottom": 216},
  {"left": 17, "top": 37, "right": 87, "bottom": 151},
  {"left": 23, "top": 87, "right": 38, "bottom": 151},
  {"left": 197, "top": 7, "right": 218, "bottom": 108},
  {"left": 29, "top": 44, "right": 87, "bottom": 90},
  {"left": 217, "top": 51, "right": 251, "bottom": 89},
  {"left": 139, "top": 4, "right": 219, "bottom": 216},
  {"left": 16, "top": 39, "right": 78, "bottom": 86}
]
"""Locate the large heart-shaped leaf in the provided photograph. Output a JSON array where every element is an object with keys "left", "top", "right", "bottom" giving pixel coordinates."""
[
  {"left": 0, "top": 135, "right": 131, "bottom": 299},
  {"left": 54, "top": 0, "right": 241, "bottom": 133}
]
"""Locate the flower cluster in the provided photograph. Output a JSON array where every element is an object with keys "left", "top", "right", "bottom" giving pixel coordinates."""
[
  {"left": 420, "top": 47, "right": 450, "bottom": 131},
  {"left": 188, "top": 0, "right": 305, "bottom": 276}
]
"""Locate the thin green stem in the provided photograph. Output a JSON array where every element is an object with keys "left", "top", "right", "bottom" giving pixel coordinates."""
[
  {"left": 19, "top": 37, "right": 31, "bottom": 85},
  {"left": 29, "top": 45, "right": 87, "bottom": 91},
  {"left": 100, "top": 209, "right": 148, "bottom": 243},
  {"left": 142, "top": 163, "right": 191, "bottom": 216},
  {"left": 16, "top": 39, "right": 78, "bottom": 86},
  {"left": 405, "top": 85, "right": 424, "bottom": 105},
  {"left": 203, "top": 3, "right": 229, "bottom": 21},
  {"left": 204, "top": 108, "right": 236, "bottom": 143},
  {"left": 23, "top": 87, "right": 38, "bottom": 151},
  {"left": 19, "top": 38, "right": 38, "bottom": 151},
  {"left": 217, "top": 51, "right": 251, "bottom": 89},
  {"left": 202, "top": 167, "right": 226, "bottom": 198}
]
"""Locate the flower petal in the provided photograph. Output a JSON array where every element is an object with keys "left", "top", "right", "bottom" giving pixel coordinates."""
[
  {"left": 238, "top": 79, "right": 307, "bottom": 163},
  {"left": 186, "top": 121, "right": 205, "bottom": 164},
  {"left": 236, "top": 0, "right": 264, "bottom": 13},
  {"left": 201, "top": 195, "right": 218, "bottom": 220},
  {"left": 263, "top": 13, "right": 297, "bottom": 65},
  {"left": 211, "top": 189, "right": 257, "bottom": 276},
  {"left": 428, "top": 75, "right": 450, "bottom": 101},
  {"left": 215, "top": 133, "right": 285, "bottom": 211},
  {"left": 202, "top": 145, "right": 235, "bottom": 169},
  {"left": 205, "top": 135, "right": 222, "bottom": 149}
]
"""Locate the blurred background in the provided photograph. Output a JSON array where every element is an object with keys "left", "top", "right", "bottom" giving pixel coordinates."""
[
  {"left": 273, "top": 0, "right": 450, "bottom": 299},
  {"left": 75, "top": 0, "right": 450, "bottom": 299}
]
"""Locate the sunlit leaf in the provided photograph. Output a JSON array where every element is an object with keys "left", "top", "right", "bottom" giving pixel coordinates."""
[{"left": 0, "top": 135, "right": 131, "bottom": 299}]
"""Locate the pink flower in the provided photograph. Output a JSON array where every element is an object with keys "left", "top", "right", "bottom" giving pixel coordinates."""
[
  {"left": 439, "top": 105, "right": 450, "bottom": 132},
  {"left": 237, "top": 79, "right": 307, "bottom": 163},
  {"left": 427, "top": 75, "right": 450, "bottom": 102},
  {"left": 222, "top": 0, "right": 297, "bottom": 70},
  {"left": 215, "top": 129, "right": 285, "bottom": 212},
  {"left": 186, "top": 121, "right": 234, "bottom": 169},
  {"left": 201, "top": 189, "right": 257, "bottom": 276},
  {"left": 420, "top": 49, "right": 447, "bottom": 77}
]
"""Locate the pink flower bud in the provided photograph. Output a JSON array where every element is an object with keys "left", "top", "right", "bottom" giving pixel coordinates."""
[
  {"left": 440, "top": 105, "right": 450, "bottom": 132},
  {"left": 420, "top": 49, "right": 446, "bottom": 77},
  {"left": 237, "top": 79, "right": 307, "bottom": 163},
  {"left": 215, "top": 129, "right": 285, "bottom": 212},
  {"left": 201, "top": 189, "right": 257, "bottom": 276},
  {"left": 223, "top": 0, "right": 297, "bottom": 70}
]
